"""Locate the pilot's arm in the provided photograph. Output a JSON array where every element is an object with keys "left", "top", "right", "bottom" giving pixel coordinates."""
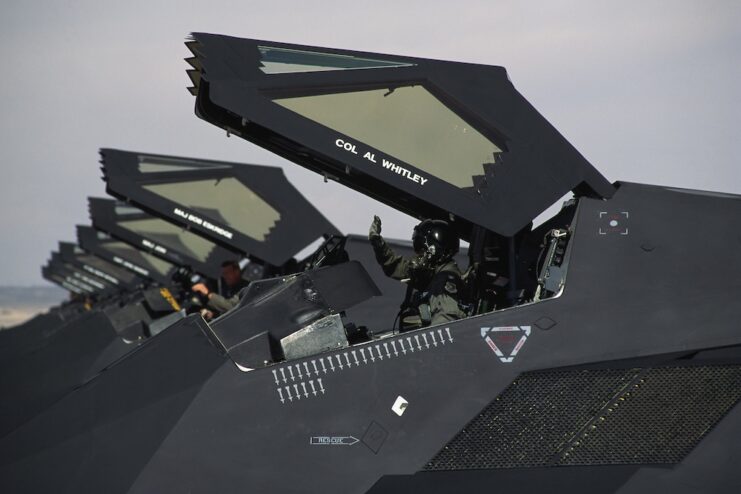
[
  {"left": 206, "top": 293, "right": 240, "bottom": 314},
  {"left": 369, "top": 216, "right": 414, "bottom": 280}
]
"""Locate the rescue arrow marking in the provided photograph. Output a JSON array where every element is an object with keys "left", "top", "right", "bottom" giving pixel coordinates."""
[
  {"left": 407, "top": 337, "right": 415, "bottom": 352},
  {"left": 422, "top": 333, "right": 430, "bottom": 349},
  {"left": 360, "top": 348, "right": 368, "bottom": 364},
  {"left": 376, "top": 345, "right": 384, "bottom": 360},
  {"left": 445, "top": 327, "right": 453, "bottom": 343},
  {"left": 328, "top": 357, "right": 335, "bottom": 372},
  {"left": 319, "top": 358, "right": 327, "bottom": 374},
  {"left": 318, "top": 378, "right": 325, "bottom": 394},
  {"left": 295, "top": 364, "right": 303, "bottom": 380},
  {"left": 369, "top": 347, "right": 376, "bottom": 362},
  {"left": 399, "top": 339, "right": 407, "bottom": 354},
  {"left": 303, "top": 362, "right": 311, "bottom": 376},
  {"left": 437, "top": 328, "right": 445, "bottom": 345},
  {"left": 294, "top": 383, "right": 301, "bottom": 400},
  {"left": 286, "top": 386, "right": 293, "bottom": 402},
  {"left": 384, "top": 342, "right": 391, "bottom": 358},
  {"left": 310, "top": 436, "right": 360, "bottom": 446},
  {"left": 415, "top": 335, "right": 422, "bottom": 351},
  {"left": 391, "top": 340, "right": 399, "bottom": 356},
  {"left": 352, "top": 350, "right": 359, "bottom": 366},
  {"left": 301, "top": 382, "right": 309, "bottom": 398},
  {"left": 312, "top": 360, "right": 319, "bottom": 376},
  {"left": 272, "top": 370, "right": 279, "bottom": 385},
  {"left": 280, "top": 368, "right": 288, "bottom": 384},
  {"left": 344, "top": 352, "right": 351, "bottom": 368},
  {"left": 309, "top": 380, "right": 317, "bottom": 396},
  {"left": 277, "top": 387, "right": 285, "bottom": 404},
  {"left": 288, "top": 366, "right": 295, "bottom": 381},
  {"left": 336, "top": 354, "right": 344, "bottom": 370},
  {"left": 430, "top": 331, "right": 438, "bottom": 347}
]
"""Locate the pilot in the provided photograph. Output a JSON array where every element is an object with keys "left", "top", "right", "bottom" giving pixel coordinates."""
[
  {"left": 191, "top": 260, "right": 249, "bottom": 320},
  {"left": 369, "top": 215, "right": 466, "bottom": 330}
]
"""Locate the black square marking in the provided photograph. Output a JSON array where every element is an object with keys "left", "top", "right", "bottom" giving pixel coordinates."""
[{"left": 362, "top": 420, "right": 388, "bottom": 454}]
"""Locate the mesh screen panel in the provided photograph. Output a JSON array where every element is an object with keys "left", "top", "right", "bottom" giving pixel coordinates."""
[{"left": 425, "top": 366, "right": 741, "bottom": 470}]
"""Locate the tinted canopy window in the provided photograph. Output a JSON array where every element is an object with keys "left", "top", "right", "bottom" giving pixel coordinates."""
[
  {"left": 115, "top": 205, "right": 142, "bottom": 216},
  {"left": 105, "top": 241, "right": 175, "bottom": 277},
  {"left": 258, "top": 46, "right": 413, "bottom": 74},
  {"left": 143, "top": 178, "right": 281, "bottom": 242},
  {"left": 138, "top": 156, "right": 230, "bottom": 174},
  {"left": 274, "top": 85, "right": 502, "bottom": 188},
  {"left": 119, "top": 217, "right": 217, "bottom": 263}
]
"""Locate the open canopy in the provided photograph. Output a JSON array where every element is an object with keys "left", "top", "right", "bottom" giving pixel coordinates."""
[
  {"left": 77, "top": 225, "right": 177, "bottom": 285},
  {"left": 186, "top": 34, "right": 615, "bottom": 238},
  {"left": 44, "top": 254, "right": 115, "bottom": 295},
  {"left": 100, "top": 148, "right": 339, "bottom": 265},
  {"left": 41, "top": 265, "right": 88, "bottom": 295},
  {"left": 58, "top": 241, "right": 144, "bottom": 291},
  {"left": 88, "top": 197, "right": 239, "bottom": 280}
]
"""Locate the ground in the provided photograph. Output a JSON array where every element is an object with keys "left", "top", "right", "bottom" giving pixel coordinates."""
[{"left": 0, "top": 286, "right": 66, "bottom": 330}]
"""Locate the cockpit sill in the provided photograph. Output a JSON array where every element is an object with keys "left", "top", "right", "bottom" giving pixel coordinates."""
[{"left": 215, "top": 198, "right": 580, "bottom": 374}]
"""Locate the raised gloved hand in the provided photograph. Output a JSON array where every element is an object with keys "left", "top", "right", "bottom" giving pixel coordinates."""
[{"left": 369, "top": 215, "right": 382, "bottom": 242}]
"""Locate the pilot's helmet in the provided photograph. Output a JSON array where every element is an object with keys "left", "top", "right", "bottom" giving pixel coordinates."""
[{"left": 412, "top": 219, "right": 459, "bottom": 262}]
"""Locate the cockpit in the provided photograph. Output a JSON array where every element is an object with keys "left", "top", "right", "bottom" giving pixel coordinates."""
[{"left": 184, "top": 34, "right": 617, "bottom": 369}]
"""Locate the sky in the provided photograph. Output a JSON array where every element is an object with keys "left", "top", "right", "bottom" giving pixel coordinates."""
[{"left": 0, "top": 0, "right": 738, "bottom": 286}]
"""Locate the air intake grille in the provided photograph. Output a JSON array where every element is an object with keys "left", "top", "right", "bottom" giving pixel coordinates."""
[{"left": 424, "top": 365, "right": 741, "bottom": 470}]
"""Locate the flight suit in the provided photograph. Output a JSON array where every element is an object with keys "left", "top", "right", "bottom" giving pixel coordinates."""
[
  {"left": 206, "top": 278, "right": 249, "bottom": 315},
  {"left": 370, "top": 234, "right": 466, "bottom": 328}
]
